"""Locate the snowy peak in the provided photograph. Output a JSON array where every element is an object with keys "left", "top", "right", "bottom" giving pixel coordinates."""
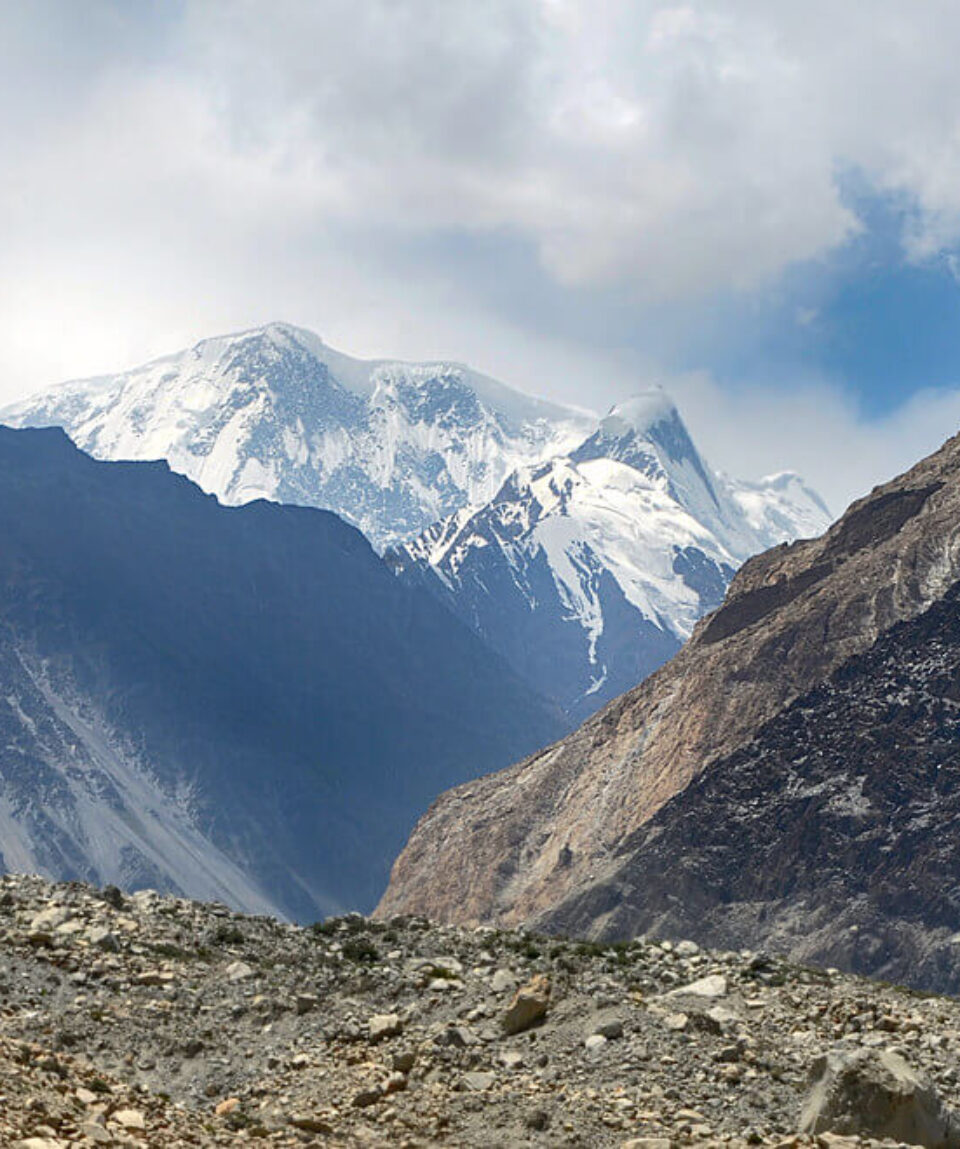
[
  {"left": 1, "top": 324, "right": 591, "bottom": 550},
  {"left": 392, "top": 395, "right": 832, "bottom": 720},
  {"left": 571, "top": 392, "right": 723, "bottom": 521}
]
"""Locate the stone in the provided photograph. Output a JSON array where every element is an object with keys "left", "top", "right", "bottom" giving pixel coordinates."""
[
  {"left": 501, "top": 973, "right": 551, "bottom": 1035},
  {"left": 288, "top": 1115, "right": 334, "bottom": 1133},
  {"left": 816, "top": 1135, "right": 859, "bottom": 1149},
  {"left": 224, "top": 960, "right": 254, "bottom": 982},
  {"left": 111, "top": 1109, "right": 146, "bottom": 1130},
  {"left": 352, "top": 1088, "right": 382, "bottom": 1108},
  {"left": 594, "top": 1019, "right": 624, "bottom": 1040},
  {"left": 383, "top": 1071, "right": 407, "bottom": 1094},
  {"left": 295, "top": 994, "right": 317, "bottom": 1015},
  {"left": 664, "top": 974, "right": 727, "bottom": 1000},
  {"left": 621, "top": 1140, "right": 672, "bottom": 1149},
  {"left": 368, "top": 1012, "right": 403, "bottom": 1040},
  {"left": 215, "top": 1097, "right": 240, "bottom": 1115},
  {"left": 392, "top": 1049, "right": 417, "bottom": 1073},
  {"left": 799, "top": 1048, "right": 960, "bottom": 1148},
  {"left": 78, "top": 1125, "right": 113, "bottom": 1145},
  {"left": 585, "top": 1034, "right": 608, "bottom": 1052},
  {"left": 463, "top": 1071, "right": 495, "bottom": 1092},
  {"left": 491, "top": 969, "right": 516, "bottom": 993},
  {"left": 29, "top": 907, "right": 70, "bottom": 932}
]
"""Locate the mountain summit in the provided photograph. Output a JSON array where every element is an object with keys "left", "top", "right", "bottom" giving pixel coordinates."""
[
  {"left": 0, "top": 323, "right": 590, "bottom": 550},
  {"left": 390, "top": 391, "right": 831, "bottom": 718}
]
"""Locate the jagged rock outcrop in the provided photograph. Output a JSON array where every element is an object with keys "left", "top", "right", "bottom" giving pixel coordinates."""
[{"left": 377, "top": 431, "right": 960, "bottom": 938}]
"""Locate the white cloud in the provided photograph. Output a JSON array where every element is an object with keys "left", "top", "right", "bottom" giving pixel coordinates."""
[{"left": 2, "top": 0, "right": 960, "bottom": 515}]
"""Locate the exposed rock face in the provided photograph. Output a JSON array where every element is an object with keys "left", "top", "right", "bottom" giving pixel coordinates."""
[
  {"left": 534, "top": 578, "right": 960, "bottom": 992},
  {"left": 377, "top": 432, "right": 960, "bottom": 933}
]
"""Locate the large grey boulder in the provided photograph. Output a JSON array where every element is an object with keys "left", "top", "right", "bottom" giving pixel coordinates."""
[{"left": 800, "top": 1048, "right": 960, "bottom": 1148}]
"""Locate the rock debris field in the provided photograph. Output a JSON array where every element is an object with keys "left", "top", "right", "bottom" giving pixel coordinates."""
[{"left": 2, "top": 874, "right": 960, "bottom": 1148}]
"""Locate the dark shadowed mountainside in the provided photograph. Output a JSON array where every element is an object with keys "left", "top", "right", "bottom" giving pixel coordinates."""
[{"left": 0, "top": 426, "right": 562, "bottom": 920}]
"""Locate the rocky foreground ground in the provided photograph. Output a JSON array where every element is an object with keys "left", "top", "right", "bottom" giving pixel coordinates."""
[{"left": 2, "top": 875, "right": 960, "bottom": 1148}]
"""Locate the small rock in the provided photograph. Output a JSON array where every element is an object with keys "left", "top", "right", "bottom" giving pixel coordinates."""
[
  {"left": 78, "top": 1125, "right": 113, "bottom": 1146},
  {"left": 111, "top": 1109, "right": 146, "bottom": 1131},
  {"left": 585, "top": 1034, "right": 608, "bottom": 1052},
  {"left": 295, "top": 994, "right": 317, "bottom": 1015},
  {"left": 463, "top": 1071, "right": 495, "bottom": 1092},
  {"left": 502, "top": 973, "right": 551, "bottom": 1035},
  {"left": 491, "top": 969, "right": 516, "bottom": 993},
  {"left": 86, "top": 926, "right": 119, "bottom": 952},
  {"left": 383, "top": 1071, "right": 407, "bottom": 1094},
  {"left": 225, "top": 960, "right": 254, "bottom": 982},
  {"left": 288, "top": 1115, "right": 334, "bottom": 1134},
  {"left": 369, "top": 1012, "right": 403, "bottom": 1040},
  {"left": 215, "top": 1097, "right": 240, "bottom": 1116},
  {"left": 352, "top": 1088, "right": 382, "bottom": 1109},
  {"left": 664, "top": 974, "right": 727, "bottom": 1000}
]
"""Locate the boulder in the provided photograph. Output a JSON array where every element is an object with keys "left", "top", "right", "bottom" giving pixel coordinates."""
[
  {"left": 501, "top": 974, "right": 551, "bottom": 1035},
  {"left": 800, "top": 1048, "right": 960, "bottom": 1148}
]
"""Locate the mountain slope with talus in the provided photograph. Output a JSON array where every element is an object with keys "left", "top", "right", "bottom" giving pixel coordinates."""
[
  {"left": 389, "top": 392, "right": 831, "bottom": 720},
  {"left": 0, "top": 426, "right": 562, "bottom": 920},
  {"left": 0, "top": 323, "right": 590, "bottom": 551},
  {"left": 377, "top": 429, "right": 960, "bottom": 936}
]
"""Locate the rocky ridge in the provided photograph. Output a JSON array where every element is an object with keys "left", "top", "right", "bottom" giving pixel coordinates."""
[
  {"left": 4, "top": 873, "right": 960, "bottom": 1148},
  {"left": 378, "top": 431, "right": 960, "bottom": 931}
]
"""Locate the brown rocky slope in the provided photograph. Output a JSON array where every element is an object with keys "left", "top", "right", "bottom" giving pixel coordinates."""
[{"left": 377, "top": 431, "right": 960, "bottom": 930}]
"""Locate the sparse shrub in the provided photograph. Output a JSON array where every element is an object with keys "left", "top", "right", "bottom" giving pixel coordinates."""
[
  {"left": 342, "top": 936, "right": 379, "bottom": 964},
  {"left": 212, "top": 923, "right": 245, "bottom": 946}
]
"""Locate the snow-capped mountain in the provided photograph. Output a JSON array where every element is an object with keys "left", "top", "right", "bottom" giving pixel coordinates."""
[
  {"left": 0, "top": 323, "right": 590, "bottom": 550},
  {"left": 389, "top": 393, "right": 832, "bottom": 720}
]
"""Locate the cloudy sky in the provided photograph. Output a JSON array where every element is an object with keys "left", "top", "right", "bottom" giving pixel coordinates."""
[{"left": 4, "top": 0, "right": 960, "bottom": 511}]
